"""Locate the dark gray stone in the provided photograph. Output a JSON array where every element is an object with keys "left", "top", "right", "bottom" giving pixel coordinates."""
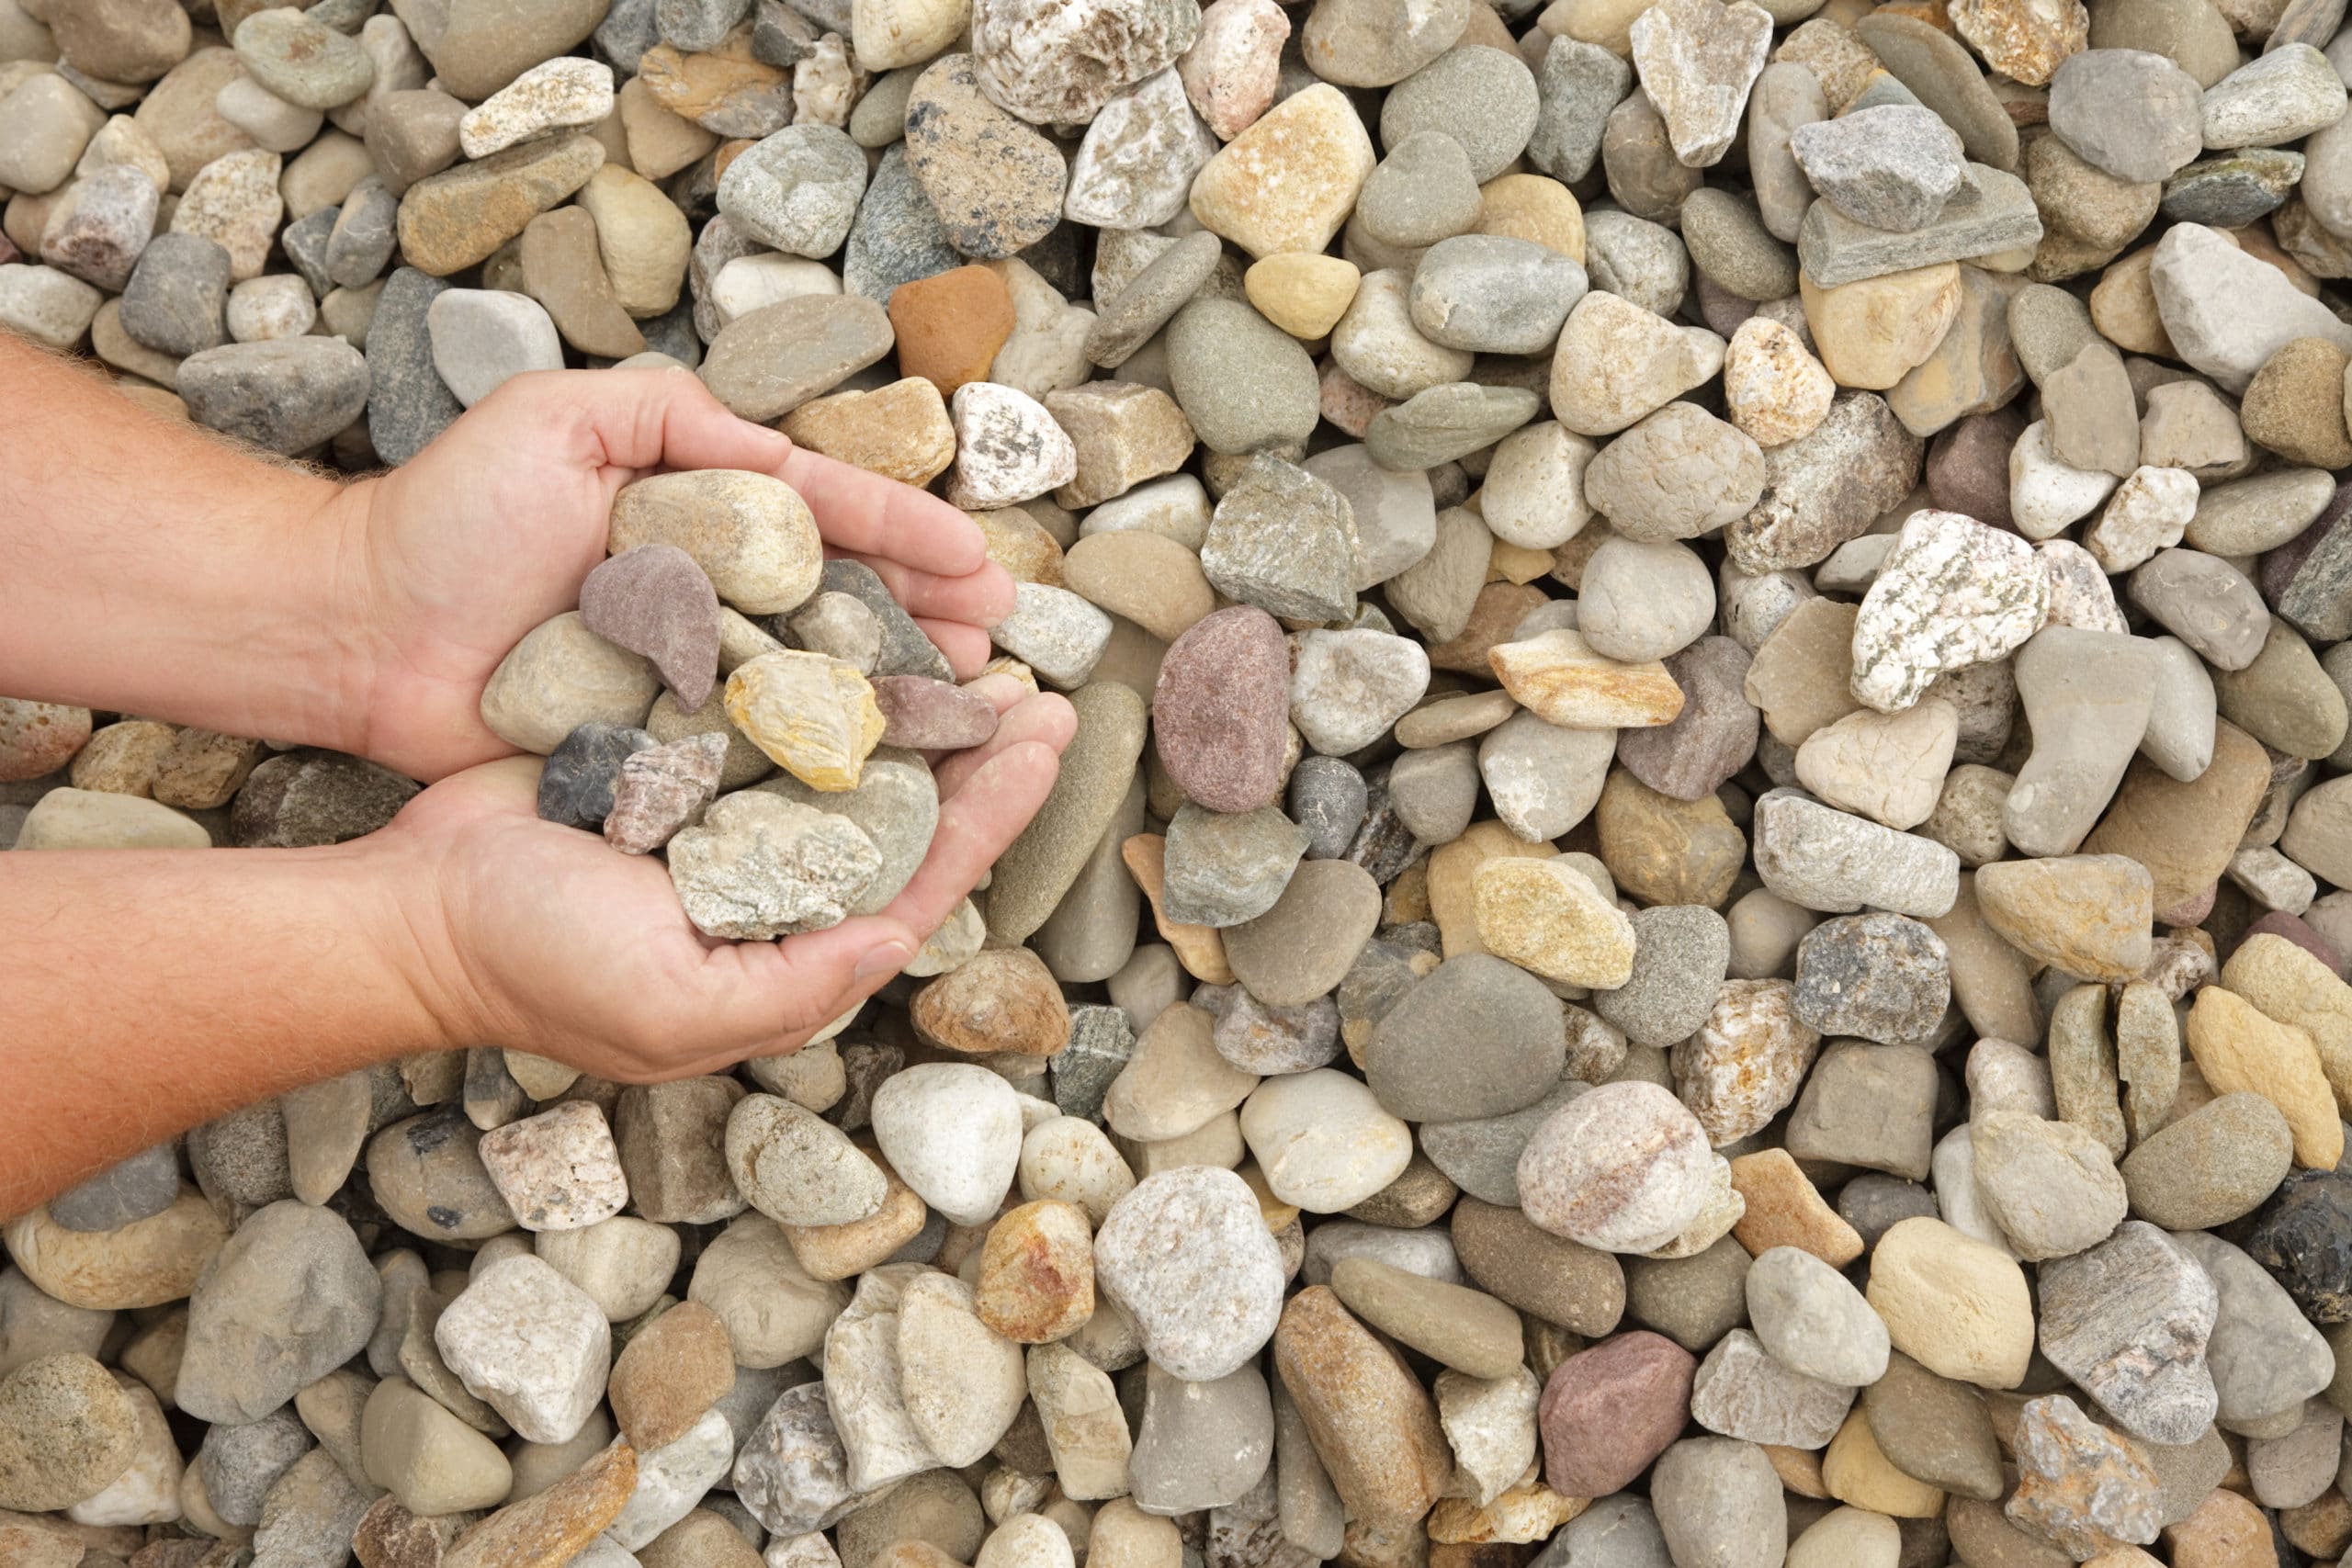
[
  {"left": 230, "top": 752, "right": 422, "bottom": 848},
  {"left": 1289, "top": 755, "right": 1368, "bottom": 860},
  {"left": 1792, "top": 913, "right": 1951, "bottom": 1045},
  {"left": 367, "top": 268, "right": 464, "bottom": 467},
  {"left": 47, "top": 1142, "right": 183, "bottom": 1233},
  {"left": 537, "top": 722, "right": 660, "bottom": 830},
  {"left": 119, "top": 232, "right": 232, "bottom": 357}
]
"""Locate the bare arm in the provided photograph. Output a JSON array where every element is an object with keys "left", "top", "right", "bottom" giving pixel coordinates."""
[
  {"left": 0, "top": 833, "right": 448, "bottom": 1216},
  {"left": 0, "top": 335, "right": 375, "bottom": 753}
]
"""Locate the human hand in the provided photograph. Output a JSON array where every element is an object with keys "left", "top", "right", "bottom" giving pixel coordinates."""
[
  {"left": 333, "top": 367, "right": 1016, "bottom": 782},
  {"left": 377, "top": 674, "right": 1075, "bottom": 1080}
]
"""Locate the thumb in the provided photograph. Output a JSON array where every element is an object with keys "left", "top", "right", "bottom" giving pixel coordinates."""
[{"left": 514, "top": 366, "right": 797, "bottom": 477}]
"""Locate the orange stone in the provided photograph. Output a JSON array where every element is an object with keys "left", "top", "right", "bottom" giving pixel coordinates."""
[
  {"left": 911, "top": 946, "right": 1071, "bottom": 1055},
  {"left": 2162, "top": 1488, "right": 2273, "bottom": 1568},
  {"left": 445, "top": 1440, "right": 638, "bottom": 1568},
  {"left": 888, "top": 264, "right": 1016, "bottom": 398},
  {"left": 1729, "top": 1148, "right": 1864, "bottom": 1267},
  {"left": 975, "top": 1199, "right": 1095, "bottom": 1342},
  {"left": 781, "top": 378, "right": 957, "bottom": 486}
]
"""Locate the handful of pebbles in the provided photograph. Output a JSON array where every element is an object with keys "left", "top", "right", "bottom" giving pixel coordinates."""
[
  {"left": 490, "top": 467, "right": 986, "bottom": 949},
  {"left": 19, "top": 0, "right": 2352, "bottom": 1563}
]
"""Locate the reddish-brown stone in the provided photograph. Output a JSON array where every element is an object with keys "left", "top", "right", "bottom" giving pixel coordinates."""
[
  {"left": 888, "top": 265, "right": 1015, "bottom": 398},
  {"left": 579, "top": 543, "right": 722, "bottom": 709},
  {"left": 873, "top": 675, "right": 1001, "bottom": 750},
  {"left": 1538, "top": 1330, "right": 1698, "bottom": 1496},
  {"left": 1152, "top": 605, "right": 1290, "bottom": 814}
]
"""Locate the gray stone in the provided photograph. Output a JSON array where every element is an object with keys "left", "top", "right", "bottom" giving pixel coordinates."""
[
  {"left": 2048, "top": 48, "right": 2203, "bottom": 182},
  {"left": 176, "top": 1201, "right": 383, "bottom": 1427},
  {"left": 1530, "top": 37, "right": 1630, "bottom": 183},
  {"left": 1595, "top": 906, "right": 1729, "bottom": 1049},
  {"left": 1796, "top": 162, "right": 2043, "bottom": 287},
  {"left": 1161, "top": 802, "right": 1312, "bottom": 927},
  {"left": 842, "top": 147, "right": 962, "bottom": 305},
  {"left": 1791, "top": 912, "right": 1950, "bottom": 1045},
  {"left": 718, "top": 123, "right": 868, "bottom": 258},
  {"left": 1130, "top": 1361, "right": 1273, "bottom": 1513},
  {"left": 1166, "top": 297, "right": 1321, "bottom": 457},
  {"left": 367, "top": 267, "right": 462, "bottom": 467},
  {"left": 1407, "top": 234, "right": 1586, "bottom": 355},
  {"left": 118, "top": 231, "right": 231, "bottom": 356},
  {"left": 1380, "top": 46, "right": 1541, "bottom": 183},
  {"left": 2036, "top": 1221, "right": 2218, "bottom": 1446},
  {"left": 1789, "top": 104, "right": 1967, "bottom": 232},
  {"left": 180, "top": 337, "right": 371, "bottom": 456},
  {"left": 47, "top": 1144, "right": 183, "bottom": 1234}
]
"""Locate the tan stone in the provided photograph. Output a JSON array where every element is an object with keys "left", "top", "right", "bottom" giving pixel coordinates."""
[
  {"left": 1121, "top": 834, "right": 1234, "bottom": 983},
  {"left": 1426, "top": 1480, "right": 1589, "bottom": 1544},
  {"left": 1488, "top": 628, "right": 1683, "bottom": 728},
  {"left": 1728, "top": 1148, "right": 1863, "bottom": 1267},
  {"left": 1046, "top": 382, "right": 1195, "bottom": 510},
  {"left": 1189, "top": 84, "right": 1375, "bottom": 260},
  {"left": 2241, "top": 336, "right": 2352, "bottom": 468},
  {"left": 723, "top": 651, "right": 885, "bottom": 792},
  {"left": 637, "top": 36, "right": 788, "bottom": 132},
  {"left": 1724, "top": 315, "right": 1835, "bottom": 447},
  {"left": 2222, "top": 933, "right": 2352, "bottom": 1117},
  {"left": 3, "top": 1191, "right": 226, "bottom": 1311},
  {"left": 888, "top": 265, "right": 1015, "bottom": 399},
  {"left": 781, "top": 378, "right": 956, "bottom": 486},
  {"left": 1471, "top": 856, "right": 1637, "bottom": 987},
  {"left": 2183, "top": 986, "right": 2343, "bottom": 1168},
  {"left": 1593, "top": 771, "right": 1747, "bottom": 908},
  {"left": 1973, "top": 854, "right": 2154, "bottom": 983},
  {"left": 784, "top": 1158, "right": 929, "bottom": 1280},
  {"left": 2089, "top": 244, "right": 2173, "bottom": 356},
  {"left": 912, "top": 947, "right": 1069, "bottom": 1055},
  {"left": 2078, "top": 721, "right": 2271, "bottom": 913},
  {"left": 1742, "top": 597, "right": 1862, "bottom": 745},
  {"left": 975, "top": 1200, "right": 1095, "bottom": 1344},
  {"left": 1244, "top": 252, "right": 1362, "bottom": 338},
  {"left": 616, "top": 75, "right": 718, "bottom": 182},
  {"left": 1823, "top": 1408, "right": 1948, "bottom": 1517},
  {"left": 607, "top": 1301, "right": 733, "bottom": 1450},
  {"left": 1801, "top": 262, "right": 1964, "bottom": 391},
  {"left": 1863, "top": 1216, "right": 2033, "bottom": 1390},
  {"left": 2161, "top": 1486, "right": 2271, "bottom": 1568},
  {"left": 1059, "top": 531, "right": 1214, "bottom": 643},
  {"left": 1272, "top": 1287, "right": 1453, "bottom": 1551},
  {"left": 1476, "top": 174, "right": 1585, "bottom": 262},
  {"left": 395, "top": 133, "right": 605, "bottom": 276},
  {"left": 1426, "top": 820, "right": 1558, "bottom": 960}
]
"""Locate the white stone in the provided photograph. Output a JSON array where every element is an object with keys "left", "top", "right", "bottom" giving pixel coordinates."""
[
  {"left": 992, "top": 581, "right": 1114, "bottom": 688},
  {"left": 896, "top": 1271, "right": 1027, "bottom": 1466},
  {"left": 712, "top": 254, "right": 842, "bottom": 326},
  {"left": 1480, "top": 421, "right": 1600, "bottom": 550},
  {"left": 215, "top": 76, "right": 323, "bottom": 153},
  {"left": 948, "top": 382, "right": 1080, "bottom": 510},
  {"left": 608, "top": 1407, "right": 736, "bottom": 1550},
  {"left": 435, "top": 1254, "right": 613, "bottom": 1444},
  {"left": 1849, "top": 509, "right": 2051, "bottom": 714},
  {"left": 459, "top": 57, "right": 616, "bottom": 159},
  {"left": 871, "top": 1063, "right": 1024, "bottom": 1226},
  {"left": 1065, "top": 69, "right": 1216, "bottom": 230},
  {"left": 536, "top": 1216, "right": 683, "bottom": 1322},
  {"left": 823, "top": 1266, "right": 944, "bottom": 1494},
  {"left": 1688, "top": 1327, "right": 1855, "bottom": 1448},
  {"left": 2038, "top": 539, "right": 2129, "bottom": 633},
  {"left": 2010, "top": 420, "right": 2121, "bottom": 540},
  {"left": 1288, "top": 628, "right": 1432, "bottom": 754},
  {"left": 66, "top": 1381, "right": 181, "bottom": 1527},
  {"left": 1237, "top": 1069, "right": 1412, "bottom": 1213},
  {"left": 477, "top": 1100, "right": 630, "bottom": 1232},
  {"left": 2085, "top": 465, "right": 2198, "bottom": 572},
  {"left": 1019, "top": 1115, "right": 1139, "bottom": 1226},
  {"left": 226, "top": 274, "right": 317, "bottom": 343},
  {"left": 1435, "top": 1366, "right": 1540, "bottom": 1507},
  {"left": 2151, "top": 222, "right": 2352, "bottom": 394},
  {"left": 0, "top": 263, "right": 101, "bottom": 349},
  {"left": 170, "top": 148, "right": 284, "bottom": 281},
  {"left": 427, "top": 288, "right": 564, "bottom": 408},
  {"left": 1093, "top": 1167, "right": 1286, "bottom": 1382}
]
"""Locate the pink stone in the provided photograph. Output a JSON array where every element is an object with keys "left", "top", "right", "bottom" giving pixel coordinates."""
[
  {"left": 1319, "top": 361, "right": 1392, "bottom": 438},
  {"left": 605, "top": 731, "right": 729, "bottom": 853},
  {"left": 873, "top": 675, "right": 1001, "bottom": 750},
  {"left": 579, "top": 544, "right": 723, "bottom": 709},
  {"left": 0, "top": 698, "right": 93, "bottom": 783},
  {"left": 1152, "top": 605, "right": 1290, "bottom": 814},
  {"left": 1179, "top": 0, "right": 1292, "bottom": 141},
  {"left": 1538, "top": 1331, "right": 1698, "bottom": 1496},
  {"left": 2157, "top": 882, "right": 2216, "bottom": 928}
]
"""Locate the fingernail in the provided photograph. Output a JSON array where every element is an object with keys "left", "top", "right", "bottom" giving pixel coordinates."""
[{"left": 854, "top": 941, "right": 911, "bottom": 982}]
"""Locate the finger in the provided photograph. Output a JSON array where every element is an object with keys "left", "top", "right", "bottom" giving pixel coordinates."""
[
  {"left": 915, "top": 617, "right": 994, "bottom": 680},
  {"left": 834, "top": 551, "right": 1017, "bottom": 628},
  {"left": 933, "top": 690, "right": 1076, "bottom": 799},
  {"left": 963, "top": 671, "right": 1032, "bottom": 716},
  {"left": 885, "top": 739, "right": 1065, "bottom": 940},
  {"left": 689, "top": 912, "right": 920, "bottom": 1052},
  {"left": 487, "top": 367, "right": 796, "bottom": 479},
  {"left": 781, "top": 446, "right": 989, "bottom": 578}
]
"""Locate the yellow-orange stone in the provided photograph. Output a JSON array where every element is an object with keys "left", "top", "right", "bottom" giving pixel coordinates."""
[{"left": 781, "top": 378, "right": 957, "bottom": 485}]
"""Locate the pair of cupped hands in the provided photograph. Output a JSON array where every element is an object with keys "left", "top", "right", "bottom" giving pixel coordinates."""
[{"left": 350, "top": 368, "right": 1072, "bottom": 1082}]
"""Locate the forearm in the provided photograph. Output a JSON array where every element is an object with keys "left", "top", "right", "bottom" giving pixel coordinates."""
[
  {"left": 0, "top": 334, "right": 375, "bottom": 753},
  {"left": 0, "top": 837, "right": 456, "bottom": 1216}
]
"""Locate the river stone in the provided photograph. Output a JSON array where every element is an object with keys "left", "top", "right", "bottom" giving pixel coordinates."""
[
  {"left": 1095, "top": 1168, "right": 1284, "bottom": 1382},
  {"left": 176, "top": 1201, "right": 381, "bottom": 1427},
  {"left": 177, "top": 336, "right": 371, "bottom": 454},
  {"left": 2037, "top": 1222, "right": 2218, "bottom": 1445}
]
